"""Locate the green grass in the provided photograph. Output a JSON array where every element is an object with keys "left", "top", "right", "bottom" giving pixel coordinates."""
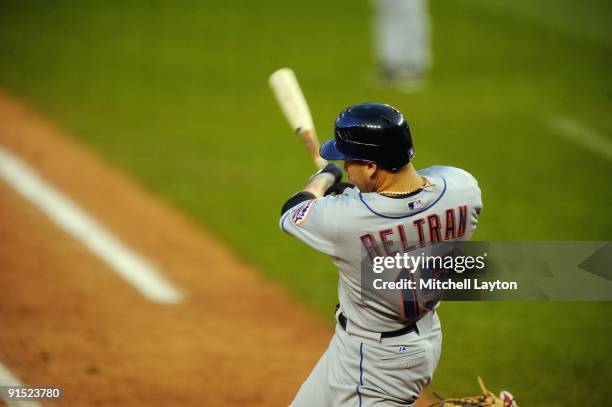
[{"left": 0, "top": 0, "right": 610, "bottom": 405}]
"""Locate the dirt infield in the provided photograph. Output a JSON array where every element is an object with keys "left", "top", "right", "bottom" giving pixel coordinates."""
[{"left": 0, "top": 91, "right": 431, "bottom": 406}]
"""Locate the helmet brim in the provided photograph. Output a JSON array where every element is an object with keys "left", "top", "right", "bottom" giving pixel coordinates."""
[{"left": 319, "top": 138, "right": 350, "bottom": 161}]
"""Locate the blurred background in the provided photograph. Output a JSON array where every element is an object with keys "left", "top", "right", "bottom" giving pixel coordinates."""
[{"left": 0, "top": 0, "right": 610, "bottom": 405}]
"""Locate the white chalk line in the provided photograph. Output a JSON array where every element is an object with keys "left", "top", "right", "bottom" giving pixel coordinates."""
[
  {"left": 548, "top": 115, "right": 612, "bottom": 161},
  {"left": 0, "top": 147, "right": 182, "bottom": 304},
  {"left": 0, "top": 361, "right": 41, "bottom": 407}
]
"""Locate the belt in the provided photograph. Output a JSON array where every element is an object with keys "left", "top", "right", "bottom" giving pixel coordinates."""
[{"left": 337, "top": 312, "right": 419, "bottom": 338}]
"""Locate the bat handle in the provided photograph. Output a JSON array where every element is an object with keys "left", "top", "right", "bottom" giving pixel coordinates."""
[
  {"left": 297, "top": 127, "right": 327, "bottom": 170},
  {"left": 314, "top": 157, "right": 328, "bottom": 170}
]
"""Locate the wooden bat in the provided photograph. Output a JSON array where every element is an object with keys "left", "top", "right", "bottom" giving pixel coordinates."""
[{"left": 268, "top": 68, "right": 327, "bottom": 170}]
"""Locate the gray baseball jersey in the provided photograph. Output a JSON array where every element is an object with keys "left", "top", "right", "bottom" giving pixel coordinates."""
[{"left": 280, "top": 165, "right": 482, "bottom": 406}]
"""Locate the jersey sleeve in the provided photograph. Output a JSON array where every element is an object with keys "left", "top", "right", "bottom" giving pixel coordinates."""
[
  {"left": 452, "top": 166, "right": 483, "bottom": 238},
  {"left": 279, "top": 195, "right": 338, "bottom": 256}
]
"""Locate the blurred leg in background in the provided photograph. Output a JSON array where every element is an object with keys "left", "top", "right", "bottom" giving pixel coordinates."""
[{"left": 373, "top": 0, "right": 432, "bottom": 92}]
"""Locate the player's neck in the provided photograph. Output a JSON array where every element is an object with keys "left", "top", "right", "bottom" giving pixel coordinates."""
[{"left": 374, "top": 164, "right": 422, "bottom": 193}]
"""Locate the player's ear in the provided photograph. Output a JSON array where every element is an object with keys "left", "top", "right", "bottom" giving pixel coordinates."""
[{"left": 366, "top": 162, "right": 378, "bottom": 178}]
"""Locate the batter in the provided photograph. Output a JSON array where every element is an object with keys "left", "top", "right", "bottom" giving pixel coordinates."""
[{"left": 280, "top": 102, "right": 482, "bottom": 406}]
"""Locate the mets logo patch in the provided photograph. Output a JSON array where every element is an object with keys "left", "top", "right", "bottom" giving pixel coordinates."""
[{"left": 291, "top": 200, "right": 315, "bottom": 226}]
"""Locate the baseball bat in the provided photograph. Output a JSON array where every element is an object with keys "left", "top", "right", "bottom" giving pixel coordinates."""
[{"left": 268, "top": 68, "right": 327, "bottom": 170}]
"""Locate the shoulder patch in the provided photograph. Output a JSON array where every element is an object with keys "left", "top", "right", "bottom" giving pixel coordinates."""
[{"left": 291, "top": 199, "right": 315, "bottom": 226}]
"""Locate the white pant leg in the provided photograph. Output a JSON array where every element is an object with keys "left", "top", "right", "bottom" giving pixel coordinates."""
[
  {"left": 291, "top": 325, "right": 366, "bottom": 407},
  {"left": 373, "top": 0, "right": 432, "bottom": 74},
  {"left": 292, "top": 312, "right": 442, "bottom": 407},
  {"left": 290, "top": 347, "right": 333, "bottom": 407},
  {"left": 358, "top": 311, "right": 441, "bottom": 406},
  {"left": 427, "top": 310, "right": 443, "bottom": 380}
]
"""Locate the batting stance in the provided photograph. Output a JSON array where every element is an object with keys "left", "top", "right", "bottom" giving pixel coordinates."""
[{"left": 280, "top": 103, "right": 482, "bottom": 406}]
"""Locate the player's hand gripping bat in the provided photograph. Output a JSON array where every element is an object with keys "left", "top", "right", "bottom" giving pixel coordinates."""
[{"left": 268, "top": 68, "right": 327, "bottom": 170}]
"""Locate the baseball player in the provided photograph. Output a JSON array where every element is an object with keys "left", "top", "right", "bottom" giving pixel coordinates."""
[
  {"left": 372, "top": 0, "right": 432, "bottom": 91},
  {"left": 280, "top": 102, "right": 482, "bottom": 406}
]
